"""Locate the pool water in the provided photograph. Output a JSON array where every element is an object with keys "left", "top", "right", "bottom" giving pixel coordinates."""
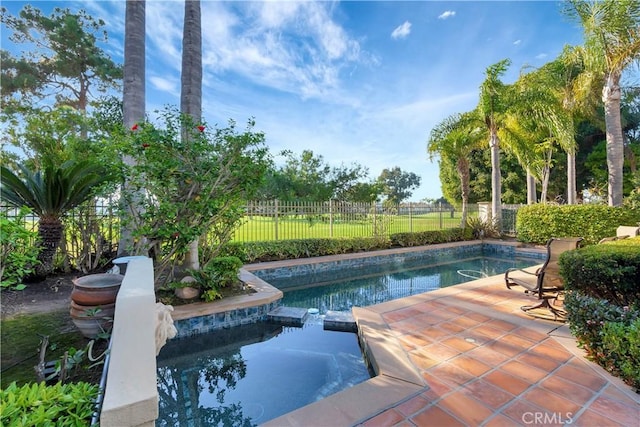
[{"left": 156, "top": 254, "right": 538, "bottom": 426}]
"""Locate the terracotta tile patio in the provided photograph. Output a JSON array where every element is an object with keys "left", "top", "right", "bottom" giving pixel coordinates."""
[{"left": 266, "top": 267, "right": 639, "bottom": 427}]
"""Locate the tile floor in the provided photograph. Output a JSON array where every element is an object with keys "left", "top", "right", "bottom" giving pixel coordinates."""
[{"left": 353, "top": 276, "right": 640, "bottom": 427}]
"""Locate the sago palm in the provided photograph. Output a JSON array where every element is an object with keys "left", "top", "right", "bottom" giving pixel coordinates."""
[{"left": 0, "top": 160, "right": 110, "bottom": 276}]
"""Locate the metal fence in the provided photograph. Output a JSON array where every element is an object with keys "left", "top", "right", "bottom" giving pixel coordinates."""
[{"left": 2, "top": 200, "right": 490, "bottom": 246}]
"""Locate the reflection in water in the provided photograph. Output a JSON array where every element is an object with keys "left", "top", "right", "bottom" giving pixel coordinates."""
[{"left": 157, "top": 321, "right": 370, "bottom": 426}]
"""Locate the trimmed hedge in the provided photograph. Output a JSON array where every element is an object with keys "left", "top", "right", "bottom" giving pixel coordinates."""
[
  {"left": 516, "top": 204, "right": 640, "bottom": 245},
  {"left": 560, "top": 238, "right": 640, "bottom": 306},
  {"left": 561, "top": 237, "right": 640, "bottom": 391},
  {"left": 222, "top": 228, "right": 469, "bottom": 263}
]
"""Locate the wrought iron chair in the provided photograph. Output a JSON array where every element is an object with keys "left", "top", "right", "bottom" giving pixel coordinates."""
[{"left": 505, "top": 237, "right": 583, "bottom": 320}]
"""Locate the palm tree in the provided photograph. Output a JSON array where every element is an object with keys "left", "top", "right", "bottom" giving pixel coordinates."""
[
  {"left": 478, "top": 59, "right": 512, "bottom": 227},
  {"left": 119, "top": 0, "right": 146, "bottom": 256},
  {"left": 1, "top": 160, "right": 110, "bottom": 275},
  {"left": 428, "top": 112, "right": 484, "bottom": 226},
  {"left": 181, "top": 0, "right": 203, "bottom": 270},
  {"left": 564, "top": 0, "right": 640, "bottom": 206}
]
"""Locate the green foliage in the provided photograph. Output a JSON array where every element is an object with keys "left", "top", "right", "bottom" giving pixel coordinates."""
[
  {"left": 0, "top": 209, "right": 40, "bottom": 289},
  {"left": 377, "top": 166, "right": 421, "bottom": 205},
  {"left": 0, "top": 5, "right": 122, "bottom": 112},
  {"left": 601, "top": 318, "right": 640, "bottom": 390},
  {"left": 388, "top": 228, "right": 467, "bottom": 247},
  {"left": 189, "top": 257, "right": 243, "bottom": 302},
  {"left": 0, "top": 381, "right": 98, "bottom": 426},
  {"left": 560, "top": 240, "right": 640, "bottom": 306},
  {"left": 564, "top": 292, "right": 640, "bottom": 390},
  {"left": 465, "top": 217, "right": 500, "bottom": 239},
  {"left": 221, "top": 237, "right": 392, "bottom": 263},
  {"left": 119, "top": 108, "right": 271, "bottom": 285},
  {"left": 515, "top": 204, "right": 640, "bottom": 245}
]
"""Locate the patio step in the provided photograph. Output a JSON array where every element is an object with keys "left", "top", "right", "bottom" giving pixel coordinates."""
[
  {"left": 267, "top": 306, "right": 308, "bottom": 326},
  {"left": 324, "top": 310, "right": 357, "bottom": 332}
]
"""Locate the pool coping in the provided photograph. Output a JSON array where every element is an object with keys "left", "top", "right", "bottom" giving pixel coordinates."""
[{"left": 166, "top": 239, "right": 551, "bottom": 426}]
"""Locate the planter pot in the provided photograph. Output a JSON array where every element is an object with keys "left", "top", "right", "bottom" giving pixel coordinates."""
[
  {"left": 71, "top": 273, "right": 124, "bottom": 306},
  {"left": 174, "top": 286, "right": 200, "bottom": 299},
  {"left": 70, "top": 301, "right": 115, "bottom": 338}
]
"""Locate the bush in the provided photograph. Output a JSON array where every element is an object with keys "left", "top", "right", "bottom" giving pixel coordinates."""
[
  {"left": 516, "top": 204, "right": 640, "bottom": 245},
  {"left": 0, "top": 210, "right": 40, "bottom": 290},
  {"left": 560, "top": 240, "right": 640, "bottom": 306},
  {"left": 389, "top": 228, "right": 467, "bottom": 247},
  {"left": 221, "top": 237, "right": 392, "bottom": 263},
  {"left": 0, "top": 381, "right": 98, "bottom": 426},
  {"left": 564, "top": 292, "right": 640, "bottom": 391},
  {"left": 190, "top": 256, "right": 244, "bottom": 302}
]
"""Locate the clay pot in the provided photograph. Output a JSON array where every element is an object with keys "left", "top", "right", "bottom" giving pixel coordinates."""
[
  {"left": 70, "top": 301, "right": 115, "bottom": 338},
  {"left": 71, "top": 273, "right": 124, "bottom": 306}
]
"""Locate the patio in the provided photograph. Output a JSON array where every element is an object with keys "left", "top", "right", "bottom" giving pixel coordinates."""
[{"left": 264, "top": 269, "right": 640, "bottom": 426}]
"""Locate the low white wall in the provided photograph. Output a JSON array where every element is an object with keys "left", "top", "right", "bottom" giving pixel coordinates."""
[{"left": 100, "top": 257, "right": 158, "bottom": 427}]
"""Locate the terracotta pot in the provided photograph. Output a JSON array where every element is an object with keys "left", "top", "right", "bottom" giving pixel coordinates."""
[
  {"left": 70, "top": 301, "right": 115, "bottom": 339},
  {"left": 71, "top": 273, "right": 124, "bottom": 306}
]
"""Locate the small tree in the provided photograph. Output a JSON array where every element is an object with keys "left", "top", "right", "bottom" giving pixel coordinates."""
[
  {"left": 0, "top": 160, "right": 111, "bottom": 276},
  {"left": 120, "top": 108, "right": 271, "bottom": 286}
]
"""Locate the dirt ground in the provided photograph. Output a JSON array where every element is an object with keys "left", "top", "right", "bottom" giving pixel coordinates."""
[{"left": 1, "top": 273, "right": 77, "bottom": 320}]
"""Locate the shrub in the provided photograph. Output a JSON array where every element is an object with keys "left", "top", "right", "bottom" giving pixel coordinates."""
[
  {"left": 190, "top": 256, "right": 244, "bottom": 302},
  {"left": 389, "top": 228, "right": 467, "bottom": 247},
  {"left": 601, "top": 318, "right": 640, "bottom": 390},
  {"left": 516, "top": 204, "right": 640, "bottom": 245},
  {"left": 221, "top": 237, "right": 391, "bottom": 263},
  {"left": 0, "top": 209, "right": 40, "bottom": 290},
  {"left": 560, "top": 241, "right": 640, "bottom": 306},
  {"left": 0, "top": 381, "right": 98, "bottom": 426}
]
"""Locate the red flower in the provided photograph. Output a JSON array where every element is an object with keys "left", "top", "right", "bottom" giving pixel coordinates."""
[
  {"left": 131, "top": 123, "right": 139, "bottom": 131},
  {"left": 172, "top": 232, "right": 180, "bottom": 238},
  {"left": 142, "top": 143, "right": 150, "bottom": 149},
  {"left": 197, "top": 125, "right": 205, "bottom": 132}
]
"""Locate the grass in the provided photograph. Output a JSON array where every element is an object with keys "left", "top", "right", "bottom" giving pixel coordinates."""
[
  {"left": 1, "top": 311, "right": 102, "bottom": 388},
  {"left": 232, "top": 212, "right": 467, "bottom": 241}
]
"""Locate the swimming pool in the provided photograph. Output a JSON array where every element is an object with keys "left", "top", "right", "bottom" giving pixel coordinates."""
[{"left": 157, "top": 249, "right": 540, "bottom": 426}]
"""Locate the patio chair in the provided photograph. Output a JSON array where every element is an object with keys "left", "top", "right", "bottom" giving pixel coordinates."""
[
  {"left": 598, "top": 225, "right": 639, "bottom": 244},
  {"left": 505, "top": 237, "right": 583, "bottom": 320}
]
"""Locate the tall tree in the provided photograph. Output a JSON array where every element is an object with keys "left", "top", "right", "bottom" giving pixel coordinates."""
[
  {"left": 478, "top": 59, "right": 511, "bottom": 226},
  {"left": 181, "top": 0, "right": 203, "bottom": 270},
  {"left": 0, "top": 5, "right": 122, "bottom": 113},
  {"left": 377, "top": 167, "right": 421, "bottom": 205},
  {"left": 564, "top": 0, "right": 640, "bottom": 206},
  {"left": 428, "top": 112, "right": 484, "bottom": 226},
  {"left": 119, "top": 0, "right": 146, "bottom": 256}
]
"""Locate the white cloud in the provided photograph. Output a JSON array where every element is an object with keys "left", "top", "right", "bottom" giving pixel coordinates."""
[
  {"left": 513, "top": 39, "right": 522, "bottom": 45},
  {"left": 536, "top": 53, "right": 548, "bottom": 59},
  {"left": 391, "top": 21, "right": 412, "bottom": 40},
  {"left": 438, "top": 11, "right": 456, "bottom": 20},
  {"left": 149, "top": 76, "right": 178, "bottom": 94}
]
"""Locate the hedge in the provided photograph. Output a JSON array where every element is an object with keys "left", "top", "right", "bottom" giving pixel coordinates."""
[{"left": 516, "top": 204, "right": 640, "bottom": 245}]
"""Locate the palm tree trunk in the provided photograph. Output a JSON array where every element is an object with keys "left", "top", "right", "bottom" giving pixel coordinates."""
[
  {"left": 567, "top": 152, "right": 577, "bottom": 204},
  {"left": 36, "top": 218, "right": 64, "bottom": 276},
  {"left": 457, "top": 158, "right": 470, "bottom": 228},
  {"left": 526, "top": 170, "right": 536, "bottom": 204},
  {"left": 489, "top": 130, "right": 502, "bottom": 227},
  {"left": 119, "top": 0, "right": 146, "bottom": 256},
  {"left": 603, "top": 72, "right": 624, "bottom": 207},
  {"left": 181, "top": 0, "right": 202, "bottom": 271}
]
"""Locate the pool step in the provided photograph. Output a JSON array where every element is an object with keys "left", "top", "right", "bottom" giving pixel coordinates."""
[
  {"left": 324, "top": 310, "right": 357, "bottom": 332},
  {"left": 267, "top": 306, "right": 308, "bottom": 326}
]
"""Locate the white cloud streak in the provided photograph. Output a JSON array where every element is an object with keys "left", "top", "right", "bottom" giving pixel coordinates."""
[
  {"left": 391, "top": 21, "right": 412, "bottom": 40},
  {"left": 438, "top": 11, "right": 456, "bottom": 20}
]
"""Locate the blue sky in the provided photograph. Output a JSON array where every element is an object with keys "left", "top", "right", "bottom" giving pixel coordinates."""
[{"left": 2, "top": 1, "right": 585, "bottom": 201}]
